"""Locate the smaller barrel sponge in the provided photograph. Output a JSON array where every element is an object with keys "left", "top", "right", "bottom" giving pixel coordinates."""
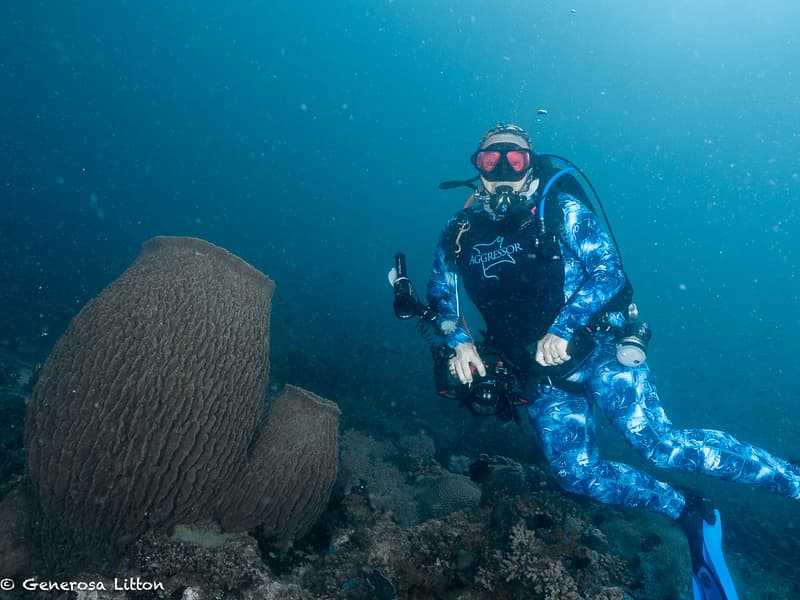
[
  {"left": 24, "top": 236, "right": 339, "bottom": 574},
  {"left": 217, "top": 384, "right": 340, "bottom": 538}
]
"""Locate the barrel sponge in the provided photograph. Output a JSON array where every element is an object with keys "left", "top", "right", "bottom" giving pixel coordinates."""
[
  {"left": 25, "top": 236, "right": 274, "bottom": 571},
  {"left": 217, "top": 384, "right": 340, "bottom": 540}
]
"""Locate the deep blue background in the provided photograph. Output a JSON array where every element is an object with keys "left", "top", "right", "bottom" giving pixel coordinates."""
[{"left": 2, "top": 0, "right": 799, "bottom": 505}]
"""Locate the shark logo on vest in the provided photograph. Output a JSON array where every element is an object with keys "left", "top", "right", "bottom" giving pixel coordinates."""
[{"left": 469, "top": 236, "right": 523, "bottom": 280}]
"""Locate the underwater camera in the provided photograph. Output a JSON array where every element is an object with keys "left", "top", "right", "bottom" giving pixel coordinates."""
[
  {"left": 388, "top": 252, "right": 520, "bottom": 420},
  {"left": 433, "top": 346, "right": 519, "bottom": 420}
]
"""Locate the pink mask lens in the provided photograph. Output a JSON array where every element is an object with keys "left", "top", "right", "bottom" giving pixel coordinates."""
[
  {"left": 475, "top": 150, "right": 501, "bottom": 172},
  {"left": 506, "top": 150, "right": 530, "bottom": 172}
]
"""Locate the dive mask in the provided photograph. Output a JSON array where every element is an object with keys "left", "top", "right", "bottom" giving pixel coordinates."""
[{"left": 471, "top": 142, "right": 531, "bottom": 182}]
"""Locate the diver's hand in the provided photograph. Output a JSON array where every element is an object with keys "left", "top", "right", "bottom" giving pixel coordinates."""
[
  {"left": 535, "top": 333, "right": 571, "bottom": 367},
  {"left": 448, "top": 342, "right": 487, "bottom": 385}
]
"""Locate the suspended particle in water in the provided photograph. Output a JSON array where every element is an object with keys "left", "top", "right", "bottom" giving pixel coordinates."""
[{"left": 537, "top": 108, "right": 549, "bottom": 115}]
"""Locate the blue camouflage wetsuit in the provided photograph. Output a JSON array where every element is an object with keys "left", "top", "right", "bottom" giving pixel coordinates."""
[{"left": 427, "top": 190, "right": 800, "bottom": 519}]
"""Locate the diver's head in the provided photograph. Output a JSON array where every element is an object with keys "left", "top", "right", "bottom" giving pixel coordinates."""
[{"left": 471, "top": 123, "right": 534, "bottom": 195}]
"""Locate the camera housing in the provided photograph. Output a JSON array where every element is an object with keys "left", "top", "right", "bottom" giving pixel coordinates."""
[{"left": 434, "top": 347, "right": 518, "bottom": 420}]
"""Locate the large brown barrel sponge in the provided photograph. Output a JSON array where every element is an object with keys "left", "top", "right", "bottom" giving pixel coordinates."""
[
  {"left": 25, "top": 236, "right": 274, "bottom": 572},
  {"left": 217, "top": 384, "right": 340, "bottom": 540}
]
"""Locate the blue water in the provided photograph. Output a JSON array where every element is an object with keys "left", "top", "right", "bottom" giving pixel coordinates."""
[{"left": 2, "top": 0, "right": 799, "bottom": 591}]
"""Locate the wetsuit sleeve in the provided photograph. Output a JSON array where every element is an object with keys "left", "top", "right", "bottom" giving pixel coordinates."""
[
  {"left": 426, "top": 216, "right": 472, "bottom": 349},
  {"left": 549, "top": 194, "right": 626, "bottom": 339}
]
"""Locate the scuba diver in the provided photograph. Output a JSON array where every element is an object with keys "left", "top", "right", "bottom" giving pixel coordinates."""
[{"left": 390, "top": 123, "right": 800, "bottom": 599}]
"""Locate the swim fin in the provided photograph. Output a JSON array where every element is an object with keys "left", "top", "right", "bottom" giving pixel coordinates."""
[{"left": 689, "top": 508, "right": 739, "bottom": 600}]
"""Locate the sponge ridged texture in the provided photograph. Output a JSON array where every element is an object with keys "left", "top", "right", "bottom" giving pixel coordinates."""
[
  {"left": 218, "top": 384, "right": 340, "bottom": 538},
  {"left": 24, "top": 237, "right": 286, "bottom": 571}
]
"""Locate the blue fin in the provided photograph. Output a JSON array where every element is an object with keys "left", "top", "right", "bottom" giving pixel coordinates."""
[{"left": 691, "top": 509, "right": 739, "bottom": 600}]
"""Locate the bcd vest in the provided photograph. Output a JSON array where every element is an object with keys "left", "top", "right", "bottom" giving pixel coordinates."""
[
  {"left": 446, "top": 162, "right": 633, "bottom": 356},
  {"left": 450, "top": 203, "right": 565, "bottom": 354}
]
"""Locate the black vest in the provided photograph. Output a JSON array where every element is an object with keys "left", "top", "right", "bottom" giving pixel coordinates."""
[
  {"left": 452, "top": 202, "right": 565, "bottom": 354},
  {"left": 447, "top": 158, "right": 633, "bottom": 356}
]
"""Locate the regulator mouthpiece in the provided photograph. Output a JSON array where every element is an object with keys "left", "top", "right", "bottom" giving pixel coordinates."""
[{"left": 490, "top": 185, "right": 517, "bottom": 216}]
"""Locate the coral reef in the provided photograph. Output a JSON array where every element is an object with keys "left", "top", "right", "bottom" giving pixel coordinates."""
[
  {"left": 9, "top": 415, "right": 791, "bottom": 599},
  {"left": 250, "top": 429, "right": 672, "bottom": 599},
  {"left": 337, "top": 430, "right": 484, "bottom": 528},
  {"left": 413, "top": 472, "right": 481, "bottom": 521},
  {"left": 288, "top": 472, "right": 647, "bottom": 600},
  {"left": 337, "top": 430, "right": 418, "bottom": 526},
  {"left": 126, "top": 522, "right": 312, "bottom": 599}
]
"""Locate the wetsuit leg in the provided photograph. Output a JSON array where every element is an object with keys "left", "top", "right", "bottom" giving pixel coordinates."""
[
  {"left": 528, "top": 385, "right": 685, "bottom": 518},
  {"left": 589, "top": 344, "right": 800, "bottom": 506}
]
